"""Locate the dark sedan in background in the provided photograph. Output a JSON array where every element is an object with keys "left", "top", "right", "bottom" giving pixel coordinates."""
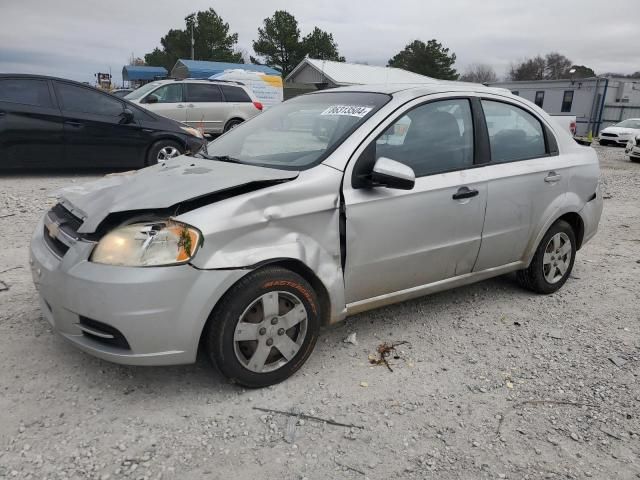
[{"left": 0, "top": 74, "right": 206, "bottom": 169}]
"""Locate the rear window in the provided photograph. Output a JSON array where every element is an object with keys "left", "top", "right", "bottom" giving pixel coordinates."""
[
  {"left": 186, "top": 84, "right": 222, "bottom": 103},
  {"left": 0, "top": 79, "right": 52, "bottom": 107},
  {"left": 220, "top": 85, "right": 251, "bottom": 102}
]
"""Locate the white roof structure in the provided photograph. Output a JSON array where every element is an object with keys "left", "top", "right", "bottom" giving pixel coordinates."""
[{"left": 286, "top": 58, "right": 437, "bottom": 86}]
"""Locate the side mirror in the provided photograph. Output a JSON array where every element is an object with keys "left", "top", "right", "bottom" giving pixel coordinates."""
[
  {"left": 144, "top": 95, "right": 158, "bottom": 104},
  {"left": 371, "top": 157, "right": 415, "bottom": 190},
  {"left": 119, "top": 108, "right": 134, "bottom": 124}
]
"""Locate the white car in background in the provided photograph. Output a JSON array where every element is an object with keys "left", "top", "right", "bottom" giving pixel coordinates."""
[
  {"left": 125, "top": 79, "right": 264, "bottom": 134},
  {"left": 599, "top": 118, "right": 640, "bottom": 146}
]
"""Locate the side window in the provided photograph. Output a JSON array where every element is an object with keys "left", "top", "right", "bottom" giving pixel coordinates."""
[
  {"left": 56, "top": 83, "right": 123, "bottom": 116},
  {"left": 481, "top": 100, "right": 546, "bottom": 163},
  {"left": 535, "top": 91, "right": 545, "bottom": 108},
  {"left": 561, "top": 91, "right": 574, "bottom": 112},
  {"left": 186, "top": 84, "right": 222, "bottom": 103},
  {"left": 147, "top": 84, "right": 182, "bottom": 103},
  {"left": 220, "top": 85, "right": 251, "bottom": 102},
  {"left": 0, "top": 79, "right": 52, "bottom": 107},
  {"left": 374, "top": 99, "right": 474, "bottom": 177}
]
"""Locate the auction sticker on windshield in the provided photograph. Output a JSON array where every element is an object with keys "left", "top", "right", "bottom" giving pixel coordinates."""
[{"left": 321, "top": 105, "right": 374, "bottom": 118}]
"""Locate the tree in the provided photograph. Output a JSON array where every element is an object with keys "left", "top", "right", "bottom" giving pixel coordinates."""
[
  {"left": 301, "top": 27, "right": 345, "bottom": 62},
  {"left": 144, "top": 9, "right": 242, "bottom": 71},
  {"left": 508, "top": 56, "right": 546, "bottom": 81},
  {"left": 570, "top": 64, "right": 596, "bottom": 79},
  {"left": 544, "top": 52, "right": 572, "bottom": 79},
  {"left": 460, "top": 63, "right": 497, "bottom": 84},
  {"left": 252, "top": 11, "right": 304, "bottom": 76},
  {"left": 387, "top": 40, "right": 458, "bottom": 80}
]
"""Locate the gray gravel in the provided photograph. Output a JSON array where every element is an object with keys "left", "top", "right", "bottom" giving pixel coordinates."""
[{"left": 0, "top": 146, "right": 639, "bottom": 479}]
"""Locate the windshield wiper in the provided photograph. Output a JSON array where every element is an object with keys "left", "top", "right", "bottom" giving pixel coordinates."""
[{"left": 195, "top": 151, "right": 243, "bottom": 164}]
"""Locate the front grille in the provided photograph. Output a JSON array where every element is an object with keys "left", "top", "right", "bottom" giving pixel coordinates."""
[
  {"left": 43, "top": 203, "right": 83, "bottom": 258},
  {"left": 78, "top": 317, "right": 131, "bottom": 350},
  {"left": 601, "top": 133, "right": 617, "bottom": 137}
]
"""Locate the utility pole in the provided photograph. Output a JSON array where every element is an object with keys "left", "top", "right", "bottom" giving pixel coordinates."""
[{"left": 191, "top": 23, "right": 195, "bottom": 60}]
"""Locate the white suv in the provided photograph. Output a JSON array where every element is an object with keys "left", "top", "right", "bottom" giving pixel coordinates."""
[{"left": 125, "top": 79, "right": 263, "bottom": 134}]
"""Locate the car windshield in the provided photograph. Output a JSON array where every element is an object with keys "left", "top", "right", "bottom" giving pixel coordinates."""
[
  {"left": 124, "top": 82, "right": 164, "bottom": 101},
  {"left": 204, "top": 92, "right": 390, "bottom": 170},
  {"left": 615, "top": 119, "right": 640, "bottom": 129}
]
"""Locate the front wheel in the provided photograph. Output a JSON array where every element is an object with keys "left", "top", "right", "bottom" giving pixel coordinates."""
[
  {"left": 146, "top": 140, "right": 183, "bottom": 166},
  {"left": 205, "top": 266, "right": 320, "bottom": 388},
  {"left": 517, "top": 220, "right": 576, "bottom": 294}
]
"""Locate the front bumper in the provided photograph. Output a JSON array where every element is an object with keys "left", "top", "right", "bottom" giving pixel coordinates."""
[
  {"left": 30, "top": 216, "right": 246, "bottom": 366},
  {"left": 600, "top": 136, "right": 632, "bottom": 145},
  {"left": 625, "top": 144, "right": 640, "bottom": 157}
]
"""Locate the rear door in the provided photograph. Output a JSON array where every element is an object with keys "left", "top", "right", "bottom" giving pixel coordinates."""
[
  {"left": 139, "top": 83, "right": 186, "bottom": 124},
  {"left": 54, "top": 81, "right": 148, "bottom": 168},
  {"left": 0, "top": 77, "right": 64, "bottom": 168},
  {"left": 219, "top": 84, "right": 258, "bottom": 121},
  {"left": 473, "top": 98, "right": 568, "bottom": 271},
  {"left": 185, "top": 83, "right": 229, "bottom": 133}
]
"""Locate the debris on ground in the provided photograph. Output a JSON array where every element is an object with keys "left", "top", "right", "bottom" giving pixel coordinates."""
[
  {"left": 0, "top": 280, "right": 8, "bottom": 292},
  {"left": 252, "top": 407, "right": 364, "bottom": 430},
  {"left": 608, "top": 355, "right": 627, "bottom": 367},
  {"left": 369, "top": 341, "right": 408, "bottom": 372},
  {"left": 343, "top": 332, "right": 358, "bottom": 346}
]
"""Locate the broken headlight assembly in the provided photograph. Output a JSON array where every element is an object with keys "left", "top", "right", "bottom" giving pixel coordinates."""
[{"left": 90, "top": 221, "right": 201, "bottom": 267}]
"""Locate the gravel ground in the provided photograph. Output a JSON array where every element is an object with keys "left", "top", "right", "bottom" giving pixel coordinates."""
[{"left": 0, "top": 145, "right": 638, "bottom": 480}]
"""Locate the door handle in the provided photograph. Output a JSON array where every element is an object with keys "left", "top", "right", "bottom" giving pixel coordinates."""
[
  {"left": 545, "top": 172, "right": 561, "bottom": 183},
  {"left": 0, "top": 111, "right": 6, "bottom": 116},
  {"left": 187, "top": 104, "right": 195, "bottom": 108},
  {"left": 176, "top": 104, "right": 185, "bottom": 108},
  {"left": 452, "top": 186, "right": 479, "bottom": 200},
  {"left": 64, "top": 120, "right": 83, "bottom": 128}
]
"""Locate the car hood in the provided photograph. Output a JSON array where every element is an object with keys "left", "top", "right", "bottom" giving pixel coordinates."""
[
  {"left": 602, "top": 127, "right": 640, "bottom": 135},
  {"left": 56, "top": 156, "right": 299, "bottom": 234}
]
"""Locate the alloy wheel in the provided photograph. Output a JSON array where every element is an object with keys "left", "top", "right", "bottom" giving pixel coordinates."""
[
  {"left": 233, "top": 291, "right": 308, "bottom": 373},
  {"left": 157, "top": 146, "right": 180, "bottom": 161},
  {"left": 542, "top": 232, "right": 572, "bottom": 284}
]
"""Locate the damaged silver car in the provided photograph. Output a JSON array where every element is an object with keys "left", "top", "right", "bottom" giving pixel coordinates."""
[{"left": 30, "top": 84, "right": 603, "bottom": 387}]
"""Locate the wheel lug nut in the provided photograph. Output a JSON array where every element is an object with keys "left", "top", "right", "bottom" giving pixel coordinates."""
[
  {"left": 266, "top": 338, "right": 273, "bottom": 346},
  {"left": 271, "top": 317, "right": 278, "bottom": 325},
  {"left": 259, "top": 327, "right": 266, "bottom": 335},
  {"left": 277, "top": 328, "right": 285, "bottom": 336}
]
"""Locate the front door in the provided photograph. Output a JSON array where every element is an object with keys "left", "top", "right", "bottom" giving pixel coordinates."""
[
  {"left": 140, "top": 83, "right": 186, "bottom": 124},
  {"left": 54, "top": 81, "right": 148, "bottom": 168},
  {"left": 343, "top": 97, "right": 487, "bottom": 303}
]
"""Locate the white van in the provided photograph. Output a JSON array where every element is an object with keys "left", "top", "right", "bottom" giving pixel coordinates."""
[{"left": 210, "top": 69, "right": 283, "bottom": 110}]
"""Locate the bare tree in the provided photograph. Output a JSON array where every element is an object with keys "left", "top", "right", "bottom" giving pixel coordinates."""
[
  {"left": 508, "top": 56, "right": 546, "bottom": 81},
  {"left": 544, "top": 52, "right": 572, "bottom": 79},
  {"left": 460, "top": 63, "right": 498, "bottom": 84}
]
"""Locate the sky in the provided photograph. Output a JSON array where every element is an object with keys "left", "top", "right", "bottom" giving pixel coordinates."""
[{"left": 1, "top": 0, "right": 638, "bottom": 85}]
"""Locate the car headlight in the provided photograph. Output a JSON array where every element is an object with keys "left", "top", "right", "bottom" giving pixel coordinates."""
[
  {"left": 180, "top": 126, "right": 204, "bottom": 139},
  {"left": 91, "top": 221, "right": 201, "bottom": 267}
]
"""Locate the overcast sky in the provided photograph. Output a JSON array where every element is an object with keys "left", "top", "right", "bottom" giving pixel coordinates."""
[{"left": 1, "top": 0, "right": 638, "bottom": 84}]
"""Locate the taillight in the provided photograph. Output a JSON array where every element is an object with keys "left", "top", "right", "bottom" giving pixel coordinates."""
[
  {"left": 570, "top": 121, "right": 576, "bottom": 136},
  {"left": 253, "top": 101, "right": 263, "bottom": 111}
]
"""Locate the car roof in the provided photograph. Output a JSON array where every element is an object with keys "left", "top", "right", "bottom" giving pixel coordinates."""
[
  {"left": 148, "top": 78, "right": 247, "bottom": 87},
  {"left": 312, "top": 81, "right": 512, "bottom": 97}
]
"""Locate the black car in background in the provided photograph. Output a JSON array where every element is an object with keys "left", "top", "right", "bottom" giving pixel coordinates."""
[{"left": 0, "top": 74, "right": 206, "bottom": 169}]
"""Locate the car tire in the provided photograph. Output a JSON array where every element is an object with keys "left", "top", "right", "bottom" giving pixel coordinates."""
[
  {"left": 205, "top": 266, "right": 321, "bottom": 388},
  {"left": 517, "top": 220, "right": 576, "bottom": 294},
  {"left": 224, "top": 118, "right": 243, "bottom": 132},
  {"left": 146, "top": 140, "right": 183, "bottom": 166},
  {"left": 630, "top": 156, "right": 640, "bottom": 163}
]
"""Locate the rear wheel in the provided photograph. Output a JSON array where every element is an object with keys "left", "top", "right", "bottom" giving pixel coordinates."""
[
  {"left": 146, "top": 140, "right": 183, "bottom": 166},
  {"left": 517, "top": 220, "right": 576, "bottom": 294},
  {"left": 224, "top": 118, "right": 243, "bottom": 132},
  {"left": 206, "top": 266, "right": 320, "bottom": 388}
]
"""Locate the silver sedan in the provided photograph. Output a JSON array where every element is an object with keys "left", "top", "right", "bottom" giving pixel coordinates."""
[{"left": 30, "top": 82, "right": 603, "bottom": 387}]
